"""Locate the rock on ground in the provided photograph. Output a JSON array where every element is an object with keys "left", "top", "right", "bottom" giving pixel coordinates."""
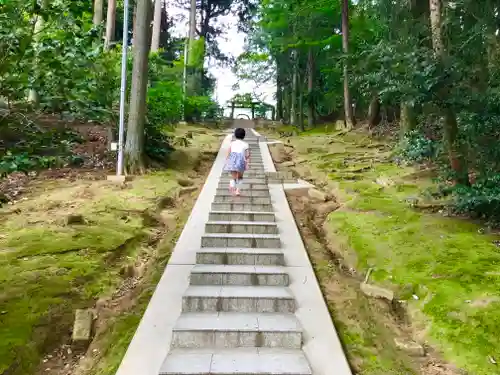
[
  {"left": 72, "top": 309, "right": 93, "bottom": 347},
  {"left": 394, "top": 338, "right": 426, "bottom": 357},
  {"left": 308, "top": 188, "right": 328, "bottom": 202},
  {"left": 360, "top": 282, "right": 394, "bottom": 301}
]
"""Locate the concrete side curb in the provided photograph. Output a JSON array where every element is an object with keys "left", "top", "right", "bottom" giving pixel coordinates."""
[{"left": 259, "top": 140, "right": 352, "bottom": 375}]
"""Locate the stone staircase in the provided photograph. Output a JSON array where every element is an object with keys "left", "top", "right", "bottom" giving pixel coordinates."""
[
  {"left": 116, "top": 129, "right": 351, "bottom": 375},
  {"left": 160, "top": 132, "right": 312, "bottom": 374}
]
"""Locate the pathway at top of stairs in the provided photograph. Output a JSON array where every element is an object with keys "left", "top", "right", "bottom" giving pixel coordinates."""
[{"left": 115, "top": 129, "right": 352, "bottom": 375}]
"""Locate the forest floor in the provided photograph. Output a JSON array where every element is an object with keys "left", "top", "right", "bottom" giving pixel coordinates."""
[
  {"left": 262, "top": 125, "right": 500, "bottom": 375},
  {"left": 0, "top": 123, "right": 224, "bottom": 375}
]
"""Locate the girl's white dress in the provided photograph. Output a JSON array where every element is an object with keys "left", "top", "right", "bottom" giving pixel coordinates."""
[{"left": 224, "top": 139, "right": 249, "bottom": 173}]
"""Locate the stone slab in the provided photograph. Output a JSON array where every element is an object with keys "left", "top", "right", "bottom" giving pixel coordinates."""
[{"left": 160, "top": 348, "right": 312, "bottom": 375}]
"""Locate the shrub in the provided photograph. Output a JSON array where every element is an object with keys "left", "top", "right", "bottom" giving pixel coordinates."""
[
  {"left": 147, "top": 81, "right": 183, "bottom": 126},
  {"left": 399, "top": 130, "right": 437, "bottom": 163},
  {"left": 0, "top": 113, "right": 83, "bottom": 177},
  {"left": 454, "top": 174, "right": 500, "bottom": 222}
]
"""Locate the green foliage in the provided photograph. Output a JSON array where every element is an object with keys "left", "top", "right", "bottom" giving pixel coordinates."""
[
  {"left": 147, "top": 81, "right": 183, "bottom": 126},
  {"left": 188, "top": 37, "right": 206, "bottom": 68},
  {"left": 454, "top": 175, "right": 500, "bottom": 222},
  {"left": 185, "top": 95, "right": 220, "bottom": 121},
  {"left": 0, "top": 0, "right": 117, "bottom": 120},
  {"left": 398, "top": 130, "right": 437, "bottom": 163},
  {"left": 0, "top": 113, "right": 83, "bottom": 178}
]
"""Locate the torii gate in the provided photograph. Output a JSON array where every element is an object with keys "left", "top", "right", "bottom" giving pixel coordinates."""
[{"left": 227, "top": 100, "right": 276, "bottom": 120}]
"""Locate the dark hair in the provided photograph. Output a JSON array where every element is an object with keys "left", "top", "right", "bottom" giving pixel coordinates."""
[{"left": 234, "top": 128, "right": 246, "bottom": 140}]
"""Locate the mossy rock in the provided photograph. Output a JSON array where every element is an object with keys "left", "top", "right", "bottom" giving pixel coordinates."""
[{"left": 167, "top": 149, "right": 201, "bottom": 171}]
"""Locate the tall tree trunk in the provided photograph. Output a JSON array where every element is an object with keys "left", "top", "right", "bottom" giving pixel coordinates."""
[
  {"left": 186, "top": 0, "right": 198, "bottom": 98},
  {"left": 151, "top": 0, "right": 162, "bottom": 52},
  {"left": 290, "top": 64, "right": 297, "bottom": 126},
  {"left": 399, "top": 102, "right": 416, "bottom": 136},
  {"left": 429, "top": 0, "right": 467, "bottom": 184},
  {"left": 132, "top": 5, "right": 137, "bottom": 45},
  {"left": 189, "top": 0, "right": 197, "bottom": 41},
  {"left": 28, "top": 0, "right": 49, "bottom": 105},
  {"left": 307, "top": 47, "right": 315, "bottom": 127},
  {"left": 283, "top": 86, "right": 290, "bottom": 124},
  {"left": 104, "top": 0, "right": 117, "bottom": 49},
  {"left": 104, "top": 0, "right": 118, "bottom": 147},
  {"left": 93, "top": 0, "right": 104, "bottom": 25},
  {"left": 298, "top": 77, "right": 304, "bottom": 131},
  {"left": 125, "top": 0, "right": 152, "bottom": 174},
  {"left": 368, "top": 94, "right": 381, "bottom": 129},
  {"left": 341, "top": 0, "right": 355, "bottom": 130},
  {"left": 276, "top": 67, "right": 283, "bottom": 121}
]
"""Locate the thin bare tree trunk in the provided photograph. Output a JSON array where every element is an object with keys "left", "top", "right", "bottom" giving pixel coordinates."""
[
  {"left": 276, "top": 60, "right": 284, "bottom": 121},
  {"left": 189, "top": 0, "right": 197, "bottom": 42},
  {"left": 125, "top": 0, "right": 152, "bottom": 174},
  {"left": 28, "top": 0, "right": 49, "bottom": 105},
  {"left": 93, "top": 0, "right": 104, "bottom": 25},
  {"left": 307, "top": 47, "right": 315, "bottom": 127},
  {"left": 151, "top": 0, "right": 162, "bottom": 51},
  {"left": 298, "top": 76, "right": 304, "bottom": 131},
  {"left": 290, "top": 53, "right": 297, "bottom": 126},
  {"left": 104, "top": 0, "right": 117, "bottom": 49},
  {"left": 283, "top": 86, "right": 290, "bottom": 124},
  {"left": 341, "top": 0, "right": 355, "bottom": 130}
]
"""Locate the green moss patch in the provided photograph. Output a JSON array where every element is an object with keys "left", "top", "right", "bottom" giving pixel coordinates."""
[{"left": 265, "top": 126, "right": 500, "bottom": 375}]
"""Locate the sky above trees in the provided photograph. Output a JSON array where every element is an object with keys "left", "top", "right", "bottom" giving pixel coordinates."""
[{"left": 166, "top": 2, "right": 276, "bottom": 107}]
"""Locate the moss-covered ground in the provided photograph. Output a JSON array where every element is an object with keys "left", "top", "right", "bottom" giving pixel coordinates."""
[
  {"left": 263, "top": 125, "right": 500, "bottom": 375},
  {"left": 0, "top": 124, "right": 223, "bottom": 375}
]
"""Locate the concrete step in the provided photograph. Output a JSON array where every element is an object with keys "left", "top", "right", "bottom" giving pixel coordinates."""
[
  {"left": 209, "top": 211, "right": 275, "bottom": 222},
  {"left": 211, "top": 202, "right": 274, "bottom": 212},
  {"left": 171, "top": 312, "right": 302, "bottom": 349},
  {"left": 160, "top": 348, "right": 312, "bottom": 375},
  {"left": 196, "top": 248, "right": 284, "bottom": 266},
  {"left": 205, "top": 221, "right": 278, "bottom": 235},
  {"left": 201, "top": 233, "right": 281, "bottom": 248},
  {"left": 223, "top": 169, "right": 266, "bottom": 174},
  {"left": 219, "top": 177, "right": 267, "bottom": 184},
  {"left": 190, "top": 264, "right": 288, "bottom": 286},
  {"left": 215, "top": 188, "right": 270, "bottom": 197},
  {"left": 213, "top": 196, "right": 271, "bottom": 204},
  {"left": 247, "top": 165, "right": 265, "bottom": 169},
  {"left": 182, "top": 286, "right": 296, "bottom": 313},
  {"left": 217, "top": 182, "right": 268, "bottom": 190},
  {"left": 224, "top": 171, "right": 266, "bottom": 177}
]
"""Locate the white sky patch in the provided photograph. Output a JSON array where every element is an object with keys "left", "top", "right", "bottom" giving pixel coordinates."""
[{"left": 167, "top": 3, "right": 276, "bottom": 109}]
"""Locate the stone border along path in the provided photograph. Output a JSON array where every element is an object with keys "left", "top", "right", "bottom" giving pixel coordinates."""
[{"left": 115, "top": 129, "right": 352, "bottom": 375}]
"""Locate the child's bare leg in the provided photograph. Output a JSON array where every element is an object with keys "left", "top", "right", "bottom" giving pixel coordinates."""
[
  {"left": 229, "top": 171, "right": 238, "bottom": 194},
  {"left": 235, "top": 172, "right": 244, "bottom": 195}
]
